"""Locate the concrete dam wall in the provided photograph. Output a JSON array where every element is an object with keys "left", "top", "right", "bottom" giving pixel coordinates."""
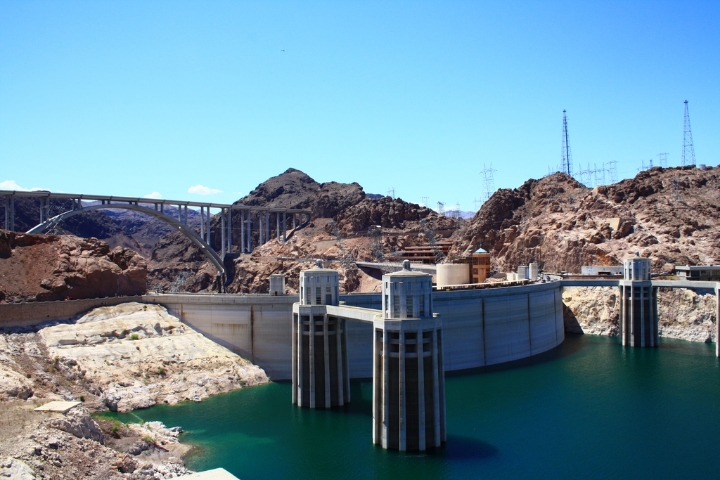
[{"left": 142, "top": 281, "right": 564, "bottom": 380}]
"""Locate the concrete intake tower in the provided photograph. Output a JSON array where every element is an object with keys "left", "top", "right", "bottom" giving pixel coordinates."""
[{"left": 291, "top": 260, "right": 446, "bottom": 451}]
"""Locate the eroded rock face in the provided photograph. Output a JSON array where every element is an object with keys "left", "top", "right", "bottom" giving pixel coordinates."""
[
  {"left": 331, "top": 196, "right": 457, "bottom": 233},
  {"left": 39, "top": 302, "right": 268, "bottom": 412},
  {"left": 562, "top": 286, "right": 717, "bottom": 342},
  {"left": 451, "top": 166, "right": 720, "bottom": 273},
  {"left": 0, "top": 230, "right": 147, "bottom": 303}
]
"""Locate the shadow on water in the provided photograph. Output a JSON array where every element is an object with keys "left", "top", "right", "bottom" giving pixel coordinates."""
[
  {"left": 446, "top": 333, "right": 589, "bottom": 378},
  {"left": 441, "top": 435, "right": 500, "bottom": 462}
]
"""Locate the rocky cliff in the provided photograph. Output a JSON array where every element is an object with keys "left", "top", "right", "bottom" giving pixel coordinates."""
[
  {"left": 0, "top": 230, "right": 147, "bottom": 303},
  {"left": 563, "top": 286, "right": 717, "bottom": 342},
  {"left": 148, "top": 169, "right": 454, "bottom": 294},
  {"left": 451, "top": 166, "right": 720, "bottom": 273}
]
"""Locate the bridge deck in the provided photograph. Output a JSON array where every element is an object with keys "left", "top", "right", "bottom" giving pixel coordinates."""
[{"left": 0, "top": 190, "right": 311, "bottom": 214}]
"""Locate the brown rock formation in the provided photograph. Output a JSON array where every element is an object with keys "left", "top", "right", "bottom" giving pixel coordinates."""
[
  {"left": 0, "top": 230, "right": 147, "bottom": 303},
  {"left": 562, "top": 286, "right": 717, "bottom": 342},
  {"left": 451, "top": 166, "right": 720, "bottom": 273},
  {"left": 331, "top": 196, "right": 457, "bottom": 234},
  {"left": 148, "top": 169, "right": 454, "bottom": 294}
]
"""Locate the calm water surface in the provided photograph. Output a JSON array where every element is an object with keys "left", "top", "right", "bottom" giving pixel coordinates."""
[{"left": 105, "top": 335, "right": 720, "bottom": 479}]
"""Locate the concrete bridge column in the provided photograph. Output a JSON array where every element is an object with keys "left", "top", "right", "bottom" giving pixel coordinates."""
[
  {"left": 3, "top": 196, "right": 13, "bottom": 230},
  {"left": 248, "top": 215, "right": 253, "bottom": 252},
  {"left": 293, "top": 213, "right": 296, "bottom": 230},
  {"left": 240, "top": 210, "right": 245, "bottom": 253},
  {"left": 283, "top": 213, "right": 287, "bottom": 242},
  {"left": 265, "top": 213, "right": 270, "bottom": 245},
  {"left": 206, "top": 210, "right": 211, "bottom": 250},
  {"left": 221, "top": 210, "right": 226, "bottom": 259},
  {"left": 227, "top": 208, "right": 232, "bottom": 254},
  {"left": 259, "top": 214, "right": 264, "bottom": 245},
  {"left": 276, "top": 213, "right": 280, "bottom": 242},
  {"left": 199, "top": 207, "right": 204, "bottom": 240}
]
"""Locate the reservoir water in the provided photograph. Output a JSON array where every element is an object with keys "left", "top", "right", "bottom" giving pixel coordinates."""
[{"left": 106, "top": 334, "right": 720, "bottom": 479}]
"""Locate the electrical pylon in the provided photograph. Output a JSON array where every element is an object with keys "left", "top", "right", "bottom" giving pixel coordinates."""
[
  {"left": 681, "top": 100, "right": 696, "bottom": 166},
  {"left": 561, "top": 110, "right": 573, "bottom": 177}
]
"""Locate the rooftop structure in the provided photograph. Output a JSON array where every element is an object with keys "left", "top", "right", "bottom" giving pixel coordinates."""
[{"left": 674, "top": 265, "right": 720, "bottom": 282}]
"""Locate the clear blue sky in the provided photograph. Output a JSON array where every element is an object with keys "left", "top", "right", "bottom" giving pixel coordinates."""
[{"left": 1, "top": 1, "right": 718, "bottom": 212}]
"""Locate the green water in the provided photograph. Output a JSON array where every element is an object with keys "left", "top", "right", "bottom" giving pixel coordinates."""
[{"left": 104, "top": 335, "right": 720, "bottom": 479}]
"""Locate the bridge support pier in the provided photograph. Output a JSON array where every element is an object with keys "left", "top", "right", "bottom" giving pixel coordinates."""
[
  {"left": 282, "top": 213, "right": 287, "bottom": 242},
  {"left": 240, "top": 210, "right": 245, "bottom": 253},
  {"left": 619, "top": 257, "right": 658, "bottom": 348},
  {"left": 265, "top": 213, "right": 270, "bottom": 245}
]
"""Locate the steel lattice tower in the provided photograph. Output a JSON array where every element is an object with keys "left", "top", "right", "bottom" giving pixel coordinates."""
[
  {"left": 561, "top": 110, "right": 573, "bottom": 176},
  {"left": 681, "top": 100, "right": 696, "bottom": 166}
]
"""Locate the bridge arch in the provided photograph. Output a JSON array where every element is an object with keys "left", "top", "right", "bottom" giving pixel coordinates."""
[{"left": 26, "top": 204, "right": 226, "bottom": 275}]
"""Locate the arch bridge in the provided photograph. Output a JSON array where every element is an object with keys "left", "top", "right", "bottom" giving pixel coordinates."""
[{"left": 1, "top": 190, "right": 312, "bottom": 278}]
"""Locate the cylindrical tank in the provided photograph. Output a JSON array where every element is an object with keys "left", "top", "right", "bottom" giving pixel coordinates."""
[{"left": 436, "top": 263, "right": 470, "bottom": 287}]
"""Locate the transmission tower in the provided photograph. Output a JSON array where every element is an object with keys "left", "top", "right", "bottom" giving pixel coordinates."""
[
  {"left": 387, "top": 187, "right": 396, "bottom": 199},
  {"left": 594, "top": 163, "right": 607, "bottom": 187},
  {"left": 681, "top": 100, "right": 696, "bottom": 166},
  {"left": 657, "top": 153, "right": 668, "bottom": 168},
  {"left": 480, "top": 163, "right": 497, "bottom": 202},
  {"left": 561, "top": 110, "right": 573, "bottom": 177},
  {"left": 421, "top": 196, "right": 429, "bottom": 208},
  {"left": 607, "top": 161, "right": 618, "bottom": 184},
  {"left": 436, "top": 202, "right": 445, "bottom": 216}
]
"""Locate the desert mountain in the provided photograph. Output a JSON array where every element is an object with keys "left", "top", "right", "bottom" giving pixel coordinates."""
[{"left": 450, "top": 165, "right": 720, "bottom": 273}]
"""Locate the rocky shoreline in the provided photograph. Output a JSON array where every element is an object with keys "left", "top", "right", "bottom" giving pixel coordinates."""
[
  {"left": 563, "top": 286, "right": 717, "bottom": 342},
  {"left": 0, "top": 302, "right": 269, "bottom": 479}
]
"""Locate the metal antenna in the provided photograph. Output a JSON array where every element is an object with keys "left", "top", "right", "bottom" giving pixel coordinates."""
[
  {"left": 657, "top": 153, "right": 668, "bottom": 168},
  {"left": 681, "top": 100, "right": 696, "bottom": 166},
  {"left": 480, "top": 163, "right": 497, "bottom": 202},
  {"left": 561, "top": 110, "right": 573, "bottom": 177}
]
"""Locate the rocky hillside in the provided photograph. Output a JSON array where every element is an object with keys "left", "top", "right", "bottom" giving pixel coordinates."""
[
  {"left": 148, "top": 169, "right": 456, "bottom": 294},
  {"left": 0, "top": 230, "right": 147, "bottom": 303},
  {"left": 451, "top": 165, "right": 720, "bottom": 273}
]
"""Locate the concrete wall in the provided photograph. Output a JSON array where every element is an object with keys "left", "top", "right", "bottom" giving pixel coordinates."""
[
  {"left": 141, "top": 294, "right": 296, "bottom": 381},
  {"left": 0, "top": 296, "right": 144, "bottom": 328},
  {"left": 0, "top": 285, "right": 565, "bottom": 381}
]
